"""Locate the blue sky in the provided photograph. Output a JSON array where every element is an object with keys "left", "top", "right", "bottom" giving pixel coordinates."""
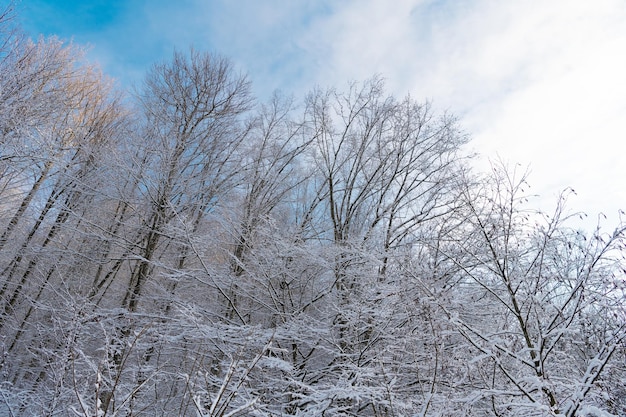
[
  {"left": 17, "top": 0, "right": 336, "bottom": 95},
  {"left": 15, "top": 0, "right": 626, "bottom": 228}
]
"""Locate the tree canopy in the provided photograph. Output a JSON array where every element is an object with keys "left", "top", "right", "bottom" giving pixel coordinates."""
[{"left": 1, "top": 6, "right": 624, "bottom": 417}]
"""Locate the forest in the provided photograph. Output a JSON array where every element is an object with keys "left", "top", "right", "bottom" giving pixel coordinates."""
[{"left": 0, "top": 5, "right": 625, "bottom": 417}]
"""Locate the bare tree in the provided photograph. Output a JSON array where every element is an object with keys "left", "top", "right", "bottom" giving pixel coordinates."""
[
  {"left": 118, "top": 49, "right": 252, "bottom": 314},
  {"left": 272, "top": 76, "right": 471, "bottom": 415},
  {"left": 0, "top": 15, "right": 133, "bottom": 415},
  {"left": 437, "top": 162, "right": 626, "bottom": 415},
  {"left": 73, "top": 50, "right": 255, "bottom": 416}
]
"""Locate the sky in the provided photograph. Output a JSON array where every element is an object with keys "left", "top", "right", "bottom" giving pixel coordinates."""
[{"left": 14, "top": 0, "right": 626, "bottom": 231}]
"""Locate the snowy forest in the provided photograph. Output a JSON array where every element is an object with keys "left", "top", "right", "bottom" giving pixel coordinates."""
[{"left": 1, "top": 5, "right": 625, "bottom": 417}]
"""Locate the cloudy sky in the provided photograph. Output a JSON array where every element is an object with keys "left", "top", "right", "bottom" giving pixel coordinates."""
[{"left": 16, "top": 0, "right": 626, "bottom": 230}]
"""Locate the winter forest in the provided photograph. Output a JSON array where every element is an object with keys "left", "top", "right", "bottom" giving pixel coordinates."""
[{"left": 1, "top": 5, "right": 625, "bottom": 417}]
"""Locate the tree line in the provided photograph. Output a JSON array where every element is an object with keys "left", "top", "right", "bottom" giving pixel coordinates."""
[{"left": 0, "top": 6, "right": 625, "bottom": 416}]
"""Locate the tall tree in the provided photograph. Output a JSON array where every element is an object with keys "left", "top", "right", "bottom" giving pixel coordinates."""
[{"left": 120, "top": 49, "right": 252, "bottom": 314}]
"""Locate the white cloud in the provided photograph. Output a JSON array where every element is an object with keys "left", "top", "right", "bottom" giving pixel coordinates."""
[{"left": 451, "top": 0, "right": 626, "bottom": 220}]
